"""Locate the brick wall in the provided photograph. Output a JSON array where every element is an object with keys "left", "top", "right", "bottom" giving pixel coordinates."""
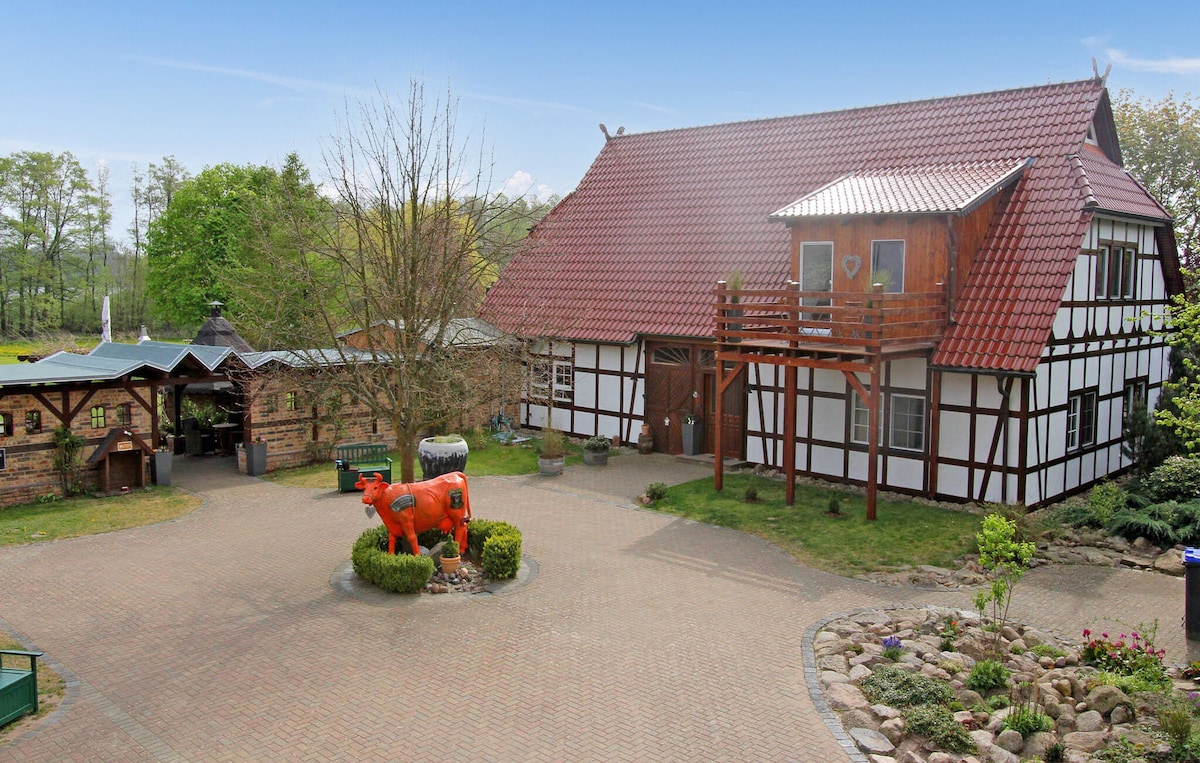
[{"left": 0, "top": 386, "right": 156, "bottom": 508}]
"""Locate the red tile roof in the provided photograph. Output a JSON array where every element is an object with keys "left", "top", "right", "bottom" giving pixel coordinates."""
[
  {"left": 482, "top": 79, "right": 1173, "bottom": 372},
  {"left": 770, "top": 161, "right": 1028, "bottom": 219}
]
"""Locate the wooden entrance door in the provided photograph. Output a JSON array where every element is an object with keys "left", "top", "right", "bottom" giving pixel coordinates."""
[
  {"left": 644, "top": 344, "right": 694, "bottom": 454},
  {"left": 644, "top": 342, "right": 745, "bottom": 457},
  {"left": 703, "top": 367, "right": 745, "bottom": 460}
]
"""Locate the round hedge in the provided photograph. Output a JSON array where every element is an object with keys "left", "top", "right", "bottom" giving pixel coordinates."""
[{"left": 351, "top": 526, "right": 435, "bottom": 593}]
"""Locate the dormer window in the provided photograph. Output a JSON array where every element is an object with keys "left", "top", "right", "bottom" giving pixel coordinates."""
[{"left": 1085, "top": 121, "right": 1098, "bottom": 146}]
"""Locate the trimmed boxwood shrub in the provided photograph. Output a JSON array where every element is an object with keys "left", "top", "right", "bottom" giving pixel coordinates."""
[
  {"left": 352, "top": 526, "right": 435, "bottom": 593},
  {"left": 467, "top": 519, "right": 521, "bottom": 559},
  {"left": 481, "top": 531, "right": 522, "bottom": 580}
]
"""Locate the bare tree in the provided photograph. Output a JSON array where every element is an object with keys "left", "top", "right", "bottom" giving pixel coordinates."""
[{"left": 233, "top": 81, "right": 526, "bottom": 482}]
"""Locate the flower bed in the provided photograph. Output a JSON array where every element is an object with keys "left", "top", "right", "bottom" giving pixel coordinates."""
[{"left": 812, "top": 606, "right": 1184, "bottom": 761}]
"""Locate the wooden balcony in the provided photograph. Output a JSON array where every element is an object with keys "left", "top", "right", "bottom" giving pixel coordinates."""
[{"left": 714, "top": 282, "right": 947, "bottom": 373}]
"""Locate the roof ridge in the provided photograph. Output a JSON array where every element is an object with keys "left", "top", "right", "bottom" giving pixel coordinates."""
[{"left": 607, "top": 79, "right": 1102, "bottom": 141}]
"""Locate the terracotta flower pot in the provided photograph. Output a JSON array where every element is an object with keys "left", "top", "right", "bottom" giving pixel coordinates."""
[{"left": 440, "top": 555, "right": 461, "bottom": 575}]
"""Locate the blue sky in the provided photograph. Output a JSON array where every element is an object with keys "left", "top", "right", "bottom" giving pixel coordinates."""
[{"left": 4, "top": 0, "right": 1200, "bottom": 239}]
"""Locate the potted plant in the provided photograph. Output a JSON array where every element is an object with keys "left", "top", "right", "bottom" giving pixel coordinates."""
[
  {"left": 682, "top": 414, "right": 703, "bottom": 456},
  {"left": 417, "top": 434, "right": 469, "bottom": 480},
  {"left": 583, "top": 435, "right": 611, "bottom": 466},
  {"left": 439, "top": 537, "right": 461, "bottom": 575},
  {"left": 538, "top": 429, "right": 566, "bottom": 475}
]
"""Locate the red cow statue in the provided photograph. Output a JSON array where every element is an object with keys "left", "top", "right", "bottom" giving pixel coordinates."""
[{"left": 356, "top": 471, "right": 472, "bottom": 556}]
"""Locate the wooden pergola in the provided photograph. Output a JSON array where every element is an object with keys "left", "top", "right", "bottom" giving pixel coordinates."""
[{"left": 712, "top": 280, "right": 946, "bottom": 519}]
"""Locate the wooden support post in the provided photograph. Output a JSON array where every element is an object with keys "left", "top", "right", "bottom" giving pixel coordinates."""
[
  {"left": 783, "top": 364, "right": 797, "bottom": 506},
  {"left": 866, "top": 361, "right": 881, "bottom": 521},
  {"left": 714, "top": 353, "right": 725, "bottom": 493},
  {"left": 928, "top": 369, "right": 941, "bottom": 499}
]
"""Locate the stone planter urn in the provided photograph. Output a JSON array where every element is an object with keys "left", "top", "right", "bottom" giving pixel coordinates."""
[{"left": 418, "top": 435, "right": 469, "bottom": 480}]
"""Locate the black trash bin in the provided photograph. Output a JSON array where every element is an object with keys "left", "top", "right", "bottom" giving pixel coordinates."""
[{"left": 1185, "top": 548, "right": 1200, "bottom": 640}]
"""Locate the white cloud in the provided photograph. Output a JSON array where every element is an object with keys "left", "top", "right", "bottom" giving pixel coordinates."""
[
  {"left": 128, "top": 55, "right": 367, "bottom": 96},
  {"left": 1106, "top": 48, "right": 1200, "bottom": 75},
  {"left": 636, "top": 102, "right": 676, "bottom": 115},
  {"left": 501, "top": 170, "right": 555, "bottom": 202}
]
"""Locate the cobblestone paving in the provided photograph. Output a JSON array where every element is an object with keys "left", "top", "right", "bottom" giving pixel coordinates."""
[{"left": 0, "top": 453, "right": 1190, "bottom": 761}]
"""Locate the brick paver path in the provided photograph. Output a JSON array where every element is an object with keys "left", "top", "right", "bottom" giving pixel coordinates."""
[{"left": 0, "top": 453, "right": 1191, "bottom": 761}]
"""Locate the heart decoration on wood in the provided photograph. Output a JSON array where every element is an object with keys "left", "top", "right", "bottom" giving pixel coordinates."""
[{"left": 842, "top": 254, "right": 862, "bottom": 279}]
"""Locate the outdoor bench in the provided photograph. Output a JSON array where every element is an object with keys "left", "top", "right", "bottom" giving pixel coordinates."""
[
  {"left": 0, "top": 650, "right": 43, "bottom": 728},
  {"left": 334, "top": 443, "right": 393, "bottom": 492}
]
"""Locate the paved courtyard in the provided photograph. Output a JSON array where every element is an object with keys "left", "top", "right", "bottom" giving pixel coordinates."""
[{"left": 0, "top": 454, "right": 1191, "bottom": 761}]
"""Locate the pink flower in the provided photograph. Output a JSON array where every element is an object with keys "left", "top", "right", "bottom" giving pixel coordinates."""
[
  {"left": 1102, "top": 632, "right": 1108, "bottom": 639},
  {"left": 1082, "top": 629, "right": 1091, "bottom": 638}
]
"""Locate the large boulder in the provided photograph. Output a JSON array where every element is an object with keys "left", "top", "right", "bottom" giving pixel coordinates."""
[
  {"left": 1062, "top": 730, "right": 1109, "bottom": 753},
  {"left": 1086, "top": 684, "right": 1132, "bottom": 716},
  {"left": 827, "top": 682, "right": 870, "bottom": 711}
]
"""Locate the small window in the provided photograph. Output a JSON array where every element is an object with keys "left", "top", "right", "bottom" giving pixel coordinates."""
[
  {"left": 1095, "top": 244, "right": 1138, "bottom": 300},
  {"left": 286, "top": 391, "right": 298, "bottom": 411},
  {"left": 553, "top": 361, "right": 574, "bottom": 403},
  {"left": 651, "top": 347, "right": 690, "bottom": 365},
  {"left": 25, "top": 411, "right": 41, "bottom": 434},
  {"left": 850, "top": 394, "right": 871, "bottom": 445},
  {"left": 0, "top": 413, "right": 12, "bottom": 438},
  {"left": 1067, "top": 390, "right": 1098, "bottom": 450},
  {"left": 870, "top": 240, "right": 904, "bottom": 293},
  {"left": 116, "top": 403, "right": 132, "bottom": 426},
  {"left": 529, "top": 361, "right": 551, "bottom": 400},
  {"left": 265, "top": 395, "right": 278, "bottom": 414},
  {"left": 698, "top": 349, "right": 716, "bottom": 368},
  {"left": 90, "top": 406, "right": 106, "bottom": 428},
  {"left": 1123, "top": 379, "right": 1149, "bottom": 419},
  {"left": 890, "top": 395, "right": 926, "bottom": 452}
]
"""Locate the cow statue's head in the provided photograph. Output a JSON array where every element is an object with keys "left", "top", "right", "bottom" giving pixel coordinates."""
[{"left": 356, "top": 472, "right": 388, "bottom": 518}]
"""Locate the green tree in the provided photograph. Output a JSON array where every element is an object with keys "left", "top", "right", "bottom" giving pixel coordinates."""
[
  {"left": 146, "top": 161, "right": 296, "bottom": 328},
  {"left": 1112, "top": 90, "right": 1200, "bottom": 272},
  {"left": 0, "top": 151, "right": 95, "bottom": 336}
]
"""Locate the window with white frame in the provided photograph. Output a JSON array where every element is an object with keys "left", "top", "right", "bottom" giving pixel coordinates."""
[
  {"left": 850, "top": 393, "right": 871, "bottom": 445},
  {"left": 1067, "top": 390, "right": 1098, "bottom": 450},
  {"left": 1095, "top": 244, "right": 1137, "bottom": 300},
  {"left": 529, "top": 361, "right": 551, "bottom": 402},
  {"left": 553, "top": 361, "right": 574, "bottom": 403},
  {"left": 870, "top": 240, "right": 905, "bottom": 293},
  {"left": 890, "top": 394, "right": 926, "bottom": 452},
  {"left": 801, "top": 242, "right": 834, "bottom": 317}
]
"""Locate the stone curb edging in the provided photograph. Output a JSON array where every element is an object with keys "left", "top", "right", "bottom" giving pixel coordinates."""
[
  {"left": 329, "top": 555, "right": 538, "bottom": 605},
  {"left": 802, "top": 606, "right": 886, "bottom": 763}
]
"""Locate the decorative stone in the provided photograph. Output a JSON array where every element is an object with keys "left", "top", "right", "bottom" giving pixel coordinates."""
[
  {"left": 1062, "top": 730, "right": 1108, "bottom": 753},
  {"left": 868, "top": 756, "right": 897, "bottom": 763},
  {"left": 827, "top": 682, "right": 869, "bottom": 711},
  {"left": 987, "top": 747, "right": 1019, "bottom": 763},
  {"left": 1085, "top": 684, "right": 1131, "bottom": 715},
  {"left": 1075, "top": 710, "right": 1099, "bottom": 734},
  {"left": 879, "top": 717, "right": 905, "bottom": 744},
  {"left": 1110, "top": 703, "right": 1134, "bottom": 725},
  {"left": 820, "top": 670, "right": 850, "bottom": 686},
  {"left": 1022, "top": 731, "right": 1057, "bottom": 760},
  {"left": 968, "top": 729, "right": 994, "bottom": 752},
  {"left": 849, "top": 664, "right": 873, "bottom": 682},
  {"left": 1154, "top": 551, "right": 1186, "bottom": 576},
  {"left": 849, "top": 727, "right": 896, "bottom": 755},
  {"left": 995, "top": 729, "right": 1023, "bottom": 753},
  {"left": 928, "top": 754, "right": 955, "bottom": 763},
  {"left": 956, "top": 689, "right": 983, "bottom": 708},
  {"left": 843, "top": 708, "right": 880, "bottom": 732},
  {"left": 870, "top": 704, "right": 903, "bottom": 720}
]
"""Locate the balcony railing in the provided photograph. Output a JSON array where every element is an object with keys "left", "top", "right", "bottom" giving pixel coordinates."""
[{"left": 714, "top": 281, "right": 947, "bottom": 356}]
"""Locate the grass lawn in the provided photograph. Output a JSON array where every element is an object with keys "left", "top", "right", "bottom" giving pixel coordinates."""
[
  {"left": 266, "top": 435, "right": 587, "bottom": 489},
  {"left": 0, "top": 488, "right": 202, "bottom": 547},
  {"left": 650, "top": 472, "right": 982, "bottom": 576}
]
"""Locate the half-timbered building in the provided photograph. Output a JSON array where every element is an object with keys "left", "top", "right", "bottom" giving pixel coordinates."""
[{"left": 481, "top": 77, "right": 1182, "bottom": 510}]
